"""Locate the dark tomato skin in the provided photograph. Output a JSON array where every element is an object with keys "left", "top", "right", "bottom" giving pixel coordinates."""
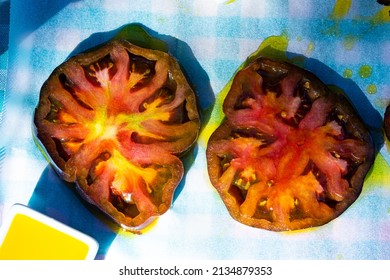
[
  {"left": 206, "top": 57, "right": 374, "bottom": 231},
  {"left": 385, "top": 105, "right": 390, "bottom": 141},
  {"left": 34, "top": 39, "right": 200, "bottom": 231}
]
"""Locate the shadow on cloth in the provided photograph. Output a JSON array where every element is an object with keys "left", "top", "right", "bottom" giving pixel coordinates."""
[{"left": 28, "top": 165, "right": 118, "bottom": 260}]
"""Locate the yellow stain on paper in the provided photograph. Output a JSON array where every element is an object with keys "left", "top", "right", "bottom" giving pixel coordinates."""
[
  {"left": 330, "top": 0, "right": 352, "bottom": 20},
  {"left": 247, "top": 32, "right": 290, "bottom": 63},
  {"left": 342, "top": 35, "right": 357, "bottom": 51},
  {"left": 326, "top": 1, "right": 385, "bottom": 96},
  {"left": 343, "top": 68, "right": 353, "bottom": 79},
  {"left": 370, "top": 6, "right": 390, "bottom": 26},
  {"left": 362, "top": 154, "right": 390, "bottom": 193},
  {"left": 306, "top": 41, "right": 315, "bottom": 56},
  {"left": 325, "top": 1, "right": 389, "bottom": 50},
  {"left": 359, "top": 65, "right": 373, "bottom": 79},
  {"left": 367, "top": 84, "right": 377, "bottom": 95},
  {"left": 0, "top": 214, "right": 89, "bottom": 260},
  {"left": 324, "top": 0, "right": 352, "bottom": 37}
]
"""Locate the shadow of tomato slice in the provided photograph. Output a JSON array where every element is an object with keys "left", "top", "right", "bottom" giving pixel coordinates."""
[
  {"left": 34, "top": 39, "right": 200, "bottom": 232},
  {"left": 206, "top": 57, "right": 374, "bottom": 231}
]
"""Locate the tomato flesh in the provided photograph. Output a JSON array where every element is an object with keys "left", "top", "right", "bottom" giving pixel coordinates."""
[
  {"left": 34, "top": 39, "right": 200, "bottom": 231},
  {"left": 206, "top": 57, "right": 374, "bottom": 231}
]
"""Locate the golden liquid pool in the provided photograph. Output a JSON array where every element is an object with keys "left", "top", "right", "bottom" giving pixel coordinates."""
[{"left": 0, "top": 214, "right": 90, "bottom": 260}]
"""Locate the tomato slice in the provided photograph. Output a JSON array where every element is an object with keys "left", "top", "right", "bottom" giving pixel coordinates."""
[
  {"left": 385, "top": 104, "right": 390, "bottom": 141},
  {"left": 34, "top": 39, "right": 200, "bottom": 231},
  {"left": 206, "top": 57, "right": 374, "bottom": 231}
]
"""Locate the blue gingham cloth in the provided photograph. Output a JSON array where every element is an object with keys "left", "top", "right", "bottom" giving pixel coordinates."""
[
  {"left": 0, "top": 0, "right": 389, "bottom": 260},
  {"left": 0, "top": 0, "right": 9, "bottom": 122}
]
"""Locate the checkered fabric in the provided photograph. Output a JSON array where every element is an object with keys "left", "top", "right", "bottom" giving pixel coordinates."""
[
  {"left": 0, "top": 0, "right": 10, "bottom": 123},
  {"left": 0, "top": 0, "right": 389, "bottom": 260}
]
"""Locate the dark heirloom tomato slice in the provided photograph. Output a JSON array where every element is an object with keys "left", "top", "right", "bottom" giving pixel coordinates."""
[
  {"left": 385, "top": 104, "right": 390, "bottom": 141},
  {"left": 34, "top": 39, "right": 200, "bottom": 231},
  {"left": 206, "top": 57, "right": 374, "bottom": 231}
]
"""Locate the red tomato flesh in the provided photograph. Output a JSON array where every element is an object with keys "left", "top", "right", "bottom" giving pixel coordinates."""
[
  {"left": 206, "top": 57, "right": 374, "bottom": 231},
  {"left": 34, "top": 39, "right": 200, "bottom": 231}
]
